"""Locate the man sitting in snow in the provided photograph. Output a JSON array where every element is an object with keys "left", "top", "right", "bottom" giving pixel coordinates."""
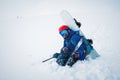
[{"left": 53, "top": 25, "right": 93, "bottom": 67}]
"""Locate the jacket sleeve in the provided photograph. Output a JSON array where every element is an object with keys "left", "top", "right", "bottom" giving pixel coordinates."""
[
  {"left": 71, "top": 34, "right": 81, "bottom": 47},
  {"left": 60, "top": 40, "right": 67, "bottom": 53},
  {"left": 67, "top": 34, "right": 81, "bottom": 52}
]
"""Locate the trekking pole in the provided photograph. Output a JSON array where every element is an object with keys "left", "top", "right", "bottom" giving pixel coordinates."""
[{"left": 42, "top": 57, "right": 53, "bottom": 63}]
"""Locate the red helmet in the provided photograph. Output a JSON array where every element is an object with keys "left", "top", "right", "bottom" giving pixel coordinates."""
[{"left": 58, "top": 25, "right": 69, "bottom": 33}]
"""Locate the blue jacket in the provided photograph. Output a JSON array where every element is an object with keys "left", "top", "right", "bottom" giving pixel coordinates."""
[{"left": 62, "top": 29, "right": 86, "bottom": 60}]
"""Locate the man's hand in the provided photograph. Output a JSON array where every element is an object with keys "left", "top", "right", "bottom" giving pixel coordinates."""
[{"left": 61, "top": 47, "right": 69, "bottom": 53}]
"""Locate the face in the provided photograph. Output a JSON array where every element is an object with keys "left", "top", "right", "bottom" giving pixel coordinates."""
[{"left": 60, "top": 30, "right": 69, "bottom": 39}]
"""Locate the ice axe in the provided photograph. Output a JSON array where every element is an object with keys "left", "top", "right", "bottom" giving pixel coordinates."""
[
  {"left": 42, "top": 57, "right": 53, "bottom": 63},
  {"left": 42, "top": 53, "right": 60, "bottom": 63}
]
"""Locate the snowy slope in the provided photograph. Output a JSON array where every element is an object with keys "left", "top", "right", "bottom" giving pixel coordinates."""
[{"left": 0, "top": 0, "right": 120, "bottom": 80}]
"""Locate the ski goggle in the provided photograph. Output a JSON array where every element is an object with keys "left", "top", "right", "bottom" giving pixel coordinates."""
[{"left": 60, "top": 30, "right": 68, "bottom": 36}]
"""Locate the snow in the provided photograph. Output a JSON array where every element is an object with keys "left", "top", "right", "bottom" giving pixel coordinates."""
[{"left": 0, "top": 0, "right": 120, "bottom": 80}]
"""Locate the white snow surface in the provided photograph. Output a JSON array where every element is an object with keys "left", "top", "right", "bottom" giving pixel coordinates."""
[{"left": 0, "top": 0, "right": 120, "bottom": 80}]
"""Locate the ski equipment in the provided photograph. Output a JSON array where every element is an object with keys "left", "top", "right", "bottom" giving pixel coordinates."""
[{"left": 60, "top": 10, "right": 100, "bottom": 59}]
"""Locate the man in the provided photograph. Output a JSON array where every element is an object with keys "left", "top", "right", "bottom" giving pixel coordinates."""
[{"left": 53, "top": 25, "right": 93, "bottom": 67}]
